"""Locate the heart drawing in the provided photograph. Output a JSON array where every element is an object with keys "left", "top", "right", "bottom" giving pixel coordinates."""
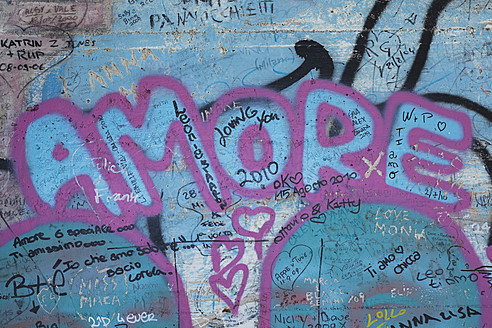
[
  {"left": 271, "top": 244, "right": 313, "bottom": 290},
  {"left": 211, "top": 236, "right": 245, "bottom": 274},
  {"left": 231, "top": 206, "right": 275, "bottom": 259},
  {"left": 37, "top": 285, "right": 61, "bottom": 314},
  {"left": 394, "top": 245, "right": 404, "bottom": 254},
  {"left": 289, "top": 172, "right": 303, "bottom": 185},
  {"left": 209, "top": 264, "right": 249, "bottom": 315}
]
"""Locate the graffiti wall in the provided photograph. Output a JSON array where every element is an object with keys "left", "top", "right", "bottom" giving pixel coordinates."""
[{"left": 0, "top": 0, "right": 491, "bottom": 327}]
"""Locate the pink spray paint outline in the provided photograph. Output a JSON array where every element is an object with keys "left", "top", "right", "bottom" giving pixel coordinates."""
[
  {"left": 7, "top": 75, "right": 488, "bottom": 326},
  {"left": 209, "top": 236, "right": 248, "bottom": 315},
  {"left": 209, "top": 264, "right": 249, "bottom": 316},
  {"left": 231, "top": 206, "right": 275, "bottom": 259},
  {"left": 258, "top": 85, "right": 489, "bottom": 327},
  {"left": 237, "top": 125, "right": 273, "bottom": 172},
  {"left": 8, "top": 75, "right": 248, "bottom": 327},
  {"left": 10, "top": 75, "right": 233, "bottom": 222},
  {"left": 211, "top": 236, "right": 246, "bottom": 274},
  {"left": 294, "top": 79, "right": 387, "bottom": 202},
  {"left": 384, "top": 92, "right": 473, "bottom": 212}
]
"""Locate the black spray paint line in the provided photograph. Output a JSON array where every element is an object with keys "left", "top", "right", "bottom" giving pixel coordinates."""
[
  {"left": 471, "top": 139, "right": 492, "bottom": 190},
  {"left": 0, "top": 38, "right": 335, "bottom": 267},
  {"left": 0, "top": 158, "right": 14, "bottom": 173},
  {"left": 2, "top": 6, "right": 489, "bottom": 320},
  {"left": 422, "top": 93, "right": 492, "bottom": 183},
  {"left": 339, "top": 0, "right": 392, "bottom": 87},
  {"left": 424, "top": 93, "right": 492, "bottom": 122},
  {"left": 400, "top": 0, "right": 453, "bottom": 91},
  {"left": 1, "top": 39, "right": 333, "bottom": 174},
  {"left": 266, "top": 40, "right": 334, "bottom": 91},
  {"left": 199, "top": 39, "right": 333, "bottom": 118},
  {"left": 471, "top": 139, "right": 492, "bottom": 247},
  {"left": 147, "top": 215, "right": 169, "bottom": 255}
]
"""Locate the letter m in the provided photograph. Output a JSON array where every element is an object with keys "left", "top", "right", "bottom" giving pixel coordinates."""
[{"left": 374, "top": 221, "right": 386, "bottom": 236}]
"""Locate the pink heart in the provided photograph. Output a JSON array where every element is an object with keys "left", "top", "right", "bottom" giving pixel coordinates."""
[
  {"left": 209, "top": 264, "right": 249, "bottom": 315},
  {"left": 231, "top": 206, "right": 275, "bottom": 259},
  {"left": 52, "top": 143, "right": 69, "bottom": 161},
  {"left": 211, "top": 236, "right": 245, "bottom": 274}
]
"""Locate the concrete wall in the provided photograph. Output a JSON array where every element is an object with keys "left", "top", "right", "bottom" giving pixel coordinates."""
[{"left": 0, "top": 0, "right": 491, "bottom": 327}]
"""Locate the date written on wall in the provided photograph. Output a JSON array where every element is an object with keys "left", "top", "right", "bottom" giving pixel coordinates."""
[{"left": 0, "top": 38, "right": 96, "bottom": 52}]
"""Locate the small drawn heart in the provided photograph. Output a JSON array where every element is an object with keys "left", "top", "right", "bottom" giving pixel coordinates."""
[
  {"left": 289, "top": 172, "right": 303, "bottom": 185},
  {"left": 209, "top": 264, "right": 249, "bottom": 316},
  {"left": 394, "top": 245, "right": 404, "bottom": 254},
  {"left": 271, "top": 245, "right": 312, "bottom": 290},
  {"left": 231, "top": 206, "right": 275, "bottom": 259},
  {"left": 437, "top": 121, "right": 446, "bottom": 132},
  {"left": 211, "top": 236, "right": 245, "bottom": 274},
  {"left": 37, "top": 285, "right": 60, "bottom": 314},
  {"left": 52, "top": 143, "right": 69, "bottom": 161}
]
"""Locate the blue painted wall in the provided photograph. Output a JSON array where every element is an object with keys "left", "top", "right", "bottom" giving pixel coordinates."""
[{"left": 0, "top": 0, "right": 491, "bottom": 327}]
